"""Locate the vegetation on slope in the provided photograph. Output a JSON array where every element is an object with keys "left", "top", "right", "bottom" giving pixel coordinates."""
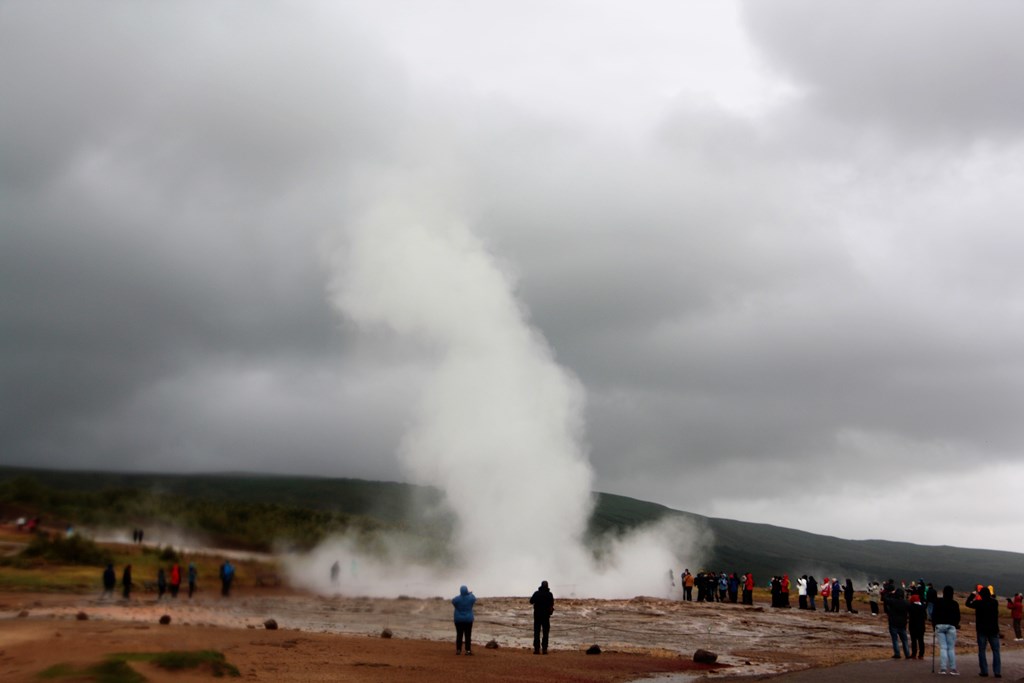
[{"left": 2, "top": 466, "right": 1022, "bottom": 591}]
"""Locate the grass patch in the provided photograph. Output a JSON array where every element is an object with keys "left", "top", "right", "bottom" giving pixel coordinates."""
[
  {"left": 37, "top": 659, "right": 145, "bottom": 682},
  {"left": 37, "top": 662, "right": 76, "bottom": 678},
  {"left": 0, "top": 565, "right": 102, "bottom": 592},
  {"left": 89, "top": 660, "right": 147, "bottom": 683},
  {"left": 38, "top": 651, "right": 239, "bottom": 680},
  {"left": 115, "top": 650, "right": 240, "bottom": 677},
  {"left": 21, "top": 533, "right": 113, "bottom": 566},
  {"left": 0, "top": 539, "right": 280, "bottom": 595}
]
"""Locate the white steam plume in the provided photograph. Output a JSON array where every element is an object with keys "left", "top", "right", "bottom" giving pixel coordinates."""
[{"left": 313, "top": 189, "right": 703, "bottom": 597}]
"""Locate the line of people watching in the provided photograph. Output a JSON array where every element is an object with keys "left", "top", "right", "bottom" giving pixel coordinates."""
[
  {"left": 100, "top": 561, "right": 207, "bottom": 600},
  {"left": 677, "top": 570, "right": 756, "bottom": 605},
  {"left": 793, "top": 575, "right": 859, "bottom": 612}
]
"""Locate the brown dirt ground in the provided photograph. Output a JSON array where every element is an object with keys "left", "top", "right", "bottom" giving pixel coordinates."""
[
  {"left": 0, "top": 587, "right": 929, "bottom": 682},
  {"left": 0, "top": 617, "right": 728, "bottom": 683},
  {"left": 5, "top": 566, "right": 1014, "bottom": 683}
]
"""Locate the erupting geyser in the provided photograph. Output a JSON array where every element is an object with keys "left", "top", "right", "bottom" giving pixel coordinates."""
[{"left": 292, "top": 191, "right": 701, "bottom": 597}]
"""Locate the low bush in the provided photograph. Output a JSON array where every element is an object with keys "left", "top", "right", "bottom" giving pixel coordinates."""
[{"left": 20, "top": 533, "right": 113, "bottom": 566}]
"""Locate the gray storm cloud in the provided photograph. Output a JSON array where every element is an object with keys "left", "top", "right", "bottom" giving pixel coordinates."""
[{"left": 2, "top": 1, "right": 1024, "bottom": 555}]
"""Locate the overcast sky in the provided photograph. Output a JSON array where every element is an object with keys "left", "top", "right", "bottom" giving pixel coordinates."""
[{"left": 3, "top": 1, "right": 1023, "bottom": 554}]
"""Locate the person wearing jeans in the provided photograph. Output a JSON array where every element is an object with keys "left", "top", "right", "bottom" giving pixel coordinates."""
[
  {"left": 932, "top": 585, "right": 962, "bottom": 675},
  {"left": 967, "top": 587, "right": 1001, "bottom": 677},
  {"left": 883, "top": 588, "right": 911, "bottom": 659}
]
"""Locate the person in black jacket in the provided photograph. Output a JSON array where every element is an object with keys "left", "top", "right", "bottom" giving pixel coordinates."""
[
  {"left": 806, "top": 575, "right": 818, "bottom": 611},
  {"left": 966, "top": 586, "right": 1001, "bottom": 677},
  {"left": 529, "top": 580, "right": 555, "bottom": 654},
  {"left": 843, "top": 578, "right": 857, "bottom": 613},
  {"left": 121, "top": 564, "right": 133, "bottom": 600},
  {"left": 932, "top": 585, "right": 961, "bottom": 675},
  {"left": 102, "top": 563, "right": 116, "bottom": 599},
  {"left": 907, "top": 593, "right": 927, "bottom": 659},
  {"left": 883, "top": 588, "right": 911, "bottom": 659}
]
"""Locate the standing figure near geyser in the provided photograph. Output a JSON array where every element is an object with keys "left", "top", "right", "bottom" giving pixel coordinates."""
[
  {"left": 530, "top": 580, "right": 555, "bottom": 654},
  {"left": 451, "top": 585, "right": 476, "bottom": 655}
]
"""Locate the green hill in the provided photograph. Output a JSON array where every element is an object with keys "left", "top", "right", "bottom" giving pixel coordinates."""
[{"left": 2, "top": 467, "right": 1020, "bottom": 591}]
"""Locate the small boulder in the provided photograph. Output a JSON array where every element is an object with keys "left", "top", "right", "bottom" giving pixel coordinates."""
[
  {"left": 159, "top": 615, "right": 171, "bottom": 625},
  {"left": 18, "top": 610, "right": 29, "bottom": 618},
  {"left": 75, "top": 612, "right": 88, "bottom": 621},
  {"left": 693, "top": 649, "right": 718, "bottom": 664},
  {"left": 485, "top": 639, "right": 499, "bottom": 649},
  {"left": 586, "top": 644, "right": 602, "bottom": 655},
  {"left": 264, "top": 619, "right": 278, "bottom": 630},
  {"left": 380, "top": 628, "right": 393, "bottom": 639}
]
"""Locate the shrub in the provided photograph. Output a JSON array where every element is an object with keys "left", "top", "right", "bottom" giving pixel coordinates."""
[{"left": 20, "top": 533, "right": 112, "bottom": 566}]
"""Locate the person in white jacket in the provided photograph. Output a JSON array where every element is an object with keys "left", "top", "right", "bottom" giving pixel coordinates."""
[
  {"left": 798, "top": 576, "right": 808, "bottom": 610},
  {"left": 867, "top": 581, "right": 881, "bottom": 616}
]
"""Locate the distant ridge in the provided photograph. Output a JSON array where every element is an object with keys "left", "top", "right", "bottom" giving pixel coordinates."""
[
  {"left": 3, "top": 466, "right": 1021, "bottom": 591},
  {"left": 593, "top": 491, "right": 1024, "bottom": 591}
]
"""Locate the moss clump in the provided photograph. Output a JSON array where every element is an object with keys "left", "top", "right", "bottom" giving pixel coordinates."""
[
  {"left": 38, "top": 650, "right": 239, "bottom": 681},
  {"left": 115, "top": 650, "right": 240, "bottom": 678}
]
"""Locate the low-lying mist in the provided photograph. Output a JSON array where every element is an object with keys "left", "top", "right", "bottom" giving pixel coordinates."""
[{"left": 297, "top": 190, "right": 706, "bottom": 598}]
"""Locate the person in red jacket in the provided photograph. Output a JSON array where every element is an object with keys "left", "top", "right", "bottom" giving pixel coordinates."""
[
  {"left": 742, "top": 573, "right": 755, "bottom": 605},
  {"left": 169, "top": 563, "right": 182, "bottom": 598},
  {"left": 1008, "top": 593, "right": 1023, "bottom": 641}
]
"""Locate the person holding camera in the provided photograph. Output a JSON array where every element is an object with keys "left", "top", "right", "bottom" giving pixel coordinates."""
[
  {"left": 966, "top": 586, "right": 1001, "bottom": 677},
  {"left": 451, "top": 584, "right": 476, "bottom": 655}
]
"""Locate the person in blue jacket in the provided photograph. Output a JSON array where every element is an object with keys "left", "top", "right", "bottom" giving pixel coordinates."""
[{"left": 451, "top": 585, "right": 476, "bottom": 655}]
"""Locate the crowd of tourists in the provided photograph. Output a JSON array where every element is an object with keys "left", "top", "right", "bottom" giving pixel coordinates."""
[
  {"left": 100, "top": 559, "right": 234, "bottom": 600},
  {"left": 675, "top": 569, "right": 757, "bottom": 604},
  {"left": 672, "top": 569, "right": 1023, "bottom": 677}
]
